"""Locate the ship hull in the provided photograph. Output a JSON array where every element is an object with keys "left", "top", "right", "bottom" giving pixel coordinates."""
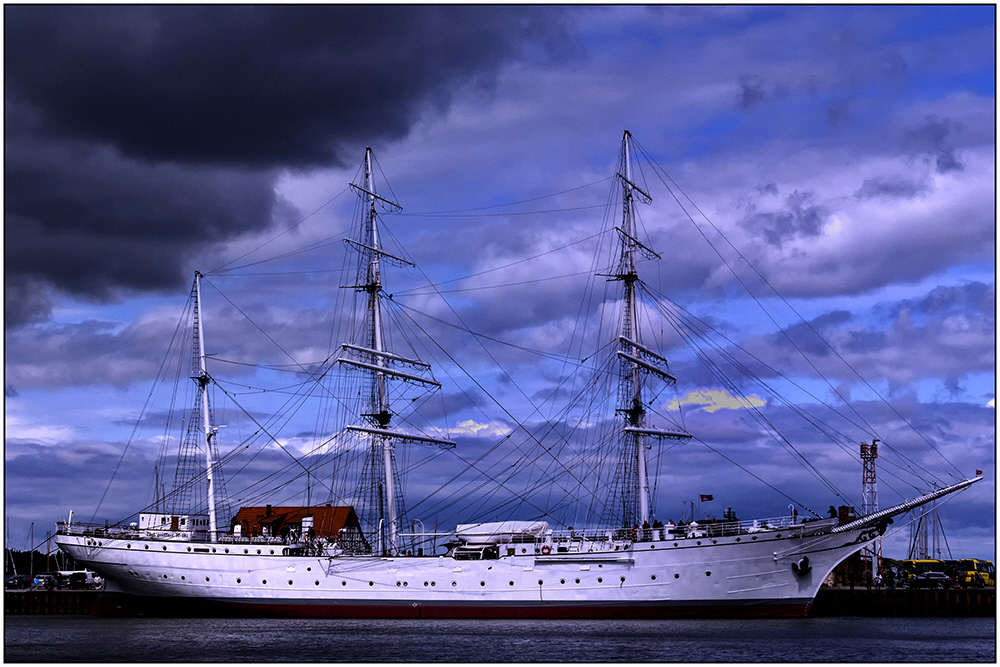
[{"left": 56, "top": 524, "right": 873, "bottom": 619}]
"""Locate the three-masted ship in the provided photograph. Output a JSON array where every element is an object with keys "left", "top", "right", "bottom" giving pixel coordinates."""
[{"left": 55, "top": 133, "right": 980, "bottom": 618}]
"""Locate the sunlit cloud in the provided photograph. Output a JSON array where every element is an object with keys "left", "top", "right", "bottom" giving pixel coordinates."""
[{"left": 664, "top": 389, "right": 767, "bottom": 414}]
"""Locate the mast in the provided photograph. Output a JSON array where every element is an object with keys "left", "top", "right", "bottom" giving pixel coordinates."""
[
  {"left": 194, "top": 271, "right": 218, "bottom": 540},
  {"left": 621, "top": 132, "right": 649, "bottom": 526},
  {"left": 609, "top": 130, "right": 690, "bottom": 533},
  {"left": 341, "top": 147, "right": 455, "bottom": 556}
]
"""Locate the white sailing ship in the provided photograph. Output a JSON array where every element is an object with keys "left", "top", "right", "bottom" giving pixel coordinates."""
[{"left": 55, "top": 132, "right": 980, "bottom": 618}]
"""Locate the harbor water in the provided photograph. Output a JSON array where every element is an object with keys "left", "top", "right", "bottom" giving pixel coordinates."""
[{"left": 4, "top": 616, "right": 995, "bottom": 662}]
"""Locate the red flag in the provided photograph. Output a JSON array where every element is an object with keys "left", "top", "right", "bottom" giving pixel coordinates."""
[
  {"left": 976, "top": 470, "right": 983, "bottom": 476},
  {"left": 700, "top": 494, "right": 714, "bottom": 502}
]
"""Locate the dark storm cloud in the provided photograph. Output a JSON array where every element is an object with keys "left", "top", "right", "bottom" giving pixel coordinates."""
[
  {"left": 5, "top": 110, "right": 290, "bottom": 300},
  {"left": 4, "top": 5, "right": 578, "bottom": 323},
  {"left": 5, "top": 5, "right": 575, "bottom": 167}
]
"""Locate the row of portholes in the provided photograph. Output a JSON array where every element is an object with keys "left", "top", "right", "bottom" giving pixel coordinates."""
[
  {"left": 125, "top": 544, "right": 288, "bottom": 556},
  {"left": 132, "top": 571, "right": 712, "bottom": 589},
  {"left": 395, "top": 581, "right": 440, "bottom": 587},
  {"left": 671, "top": 534, "right": 779, "bottom": 547}
]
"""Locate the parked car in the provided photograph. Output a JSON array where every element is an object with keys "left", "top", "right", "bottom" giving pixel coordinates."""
[
  {"left": 908, "top": 571, "right": 953, "bottom": 589},
  {"left": 5, "top": 575, "right": 31, "bottom": 589},
  {"left": 31, "top": 573, "right": 58, "bottom": 590}
]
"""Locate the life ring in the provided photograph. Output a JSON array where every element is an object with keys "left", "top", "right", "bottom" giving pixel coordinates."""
[{"left": 541, "top": 545, "right": 551, "bottom": 555}]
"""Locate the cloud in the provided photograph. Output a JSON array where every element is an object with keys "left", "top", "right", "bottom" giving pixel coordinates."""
[
  {"left": 4, "top": 5, "right": 579, "bottom": 319},
  {"left": 665, "top": 389, "right": 767, "bottom": 414}
]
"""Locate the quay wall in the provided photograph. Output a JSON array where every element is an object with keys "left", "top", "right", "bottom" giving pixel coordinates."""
[
  {"left": 5, "top": 590, "right": 101, "bottom": 615},
  {"left": 5, "top": 588, "right": 995, "bottom": 617},
  {"left": 810, "top": 587, "right": 995, "bottom": 617}
]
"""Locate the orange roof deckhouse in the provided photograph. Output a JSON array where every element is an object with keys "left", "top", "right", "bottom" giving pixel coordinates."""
[{"left": 230, "top": 505, "right": 364, "bottom": 544}]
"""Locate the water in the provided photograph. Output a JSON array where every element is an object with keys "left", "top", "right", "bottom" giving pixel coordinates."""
[{"left": 4, "top": 616, "right": 994, "bottom": 662}]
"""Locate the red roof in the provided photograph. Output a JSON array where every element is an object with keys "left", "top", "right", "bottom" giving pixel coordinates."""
[{"left": 230, "top": 505, "right": 361, "bottom": 539}]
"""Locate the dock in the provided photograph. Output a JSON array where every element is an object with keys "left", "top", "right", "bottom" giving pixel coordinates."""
[
  {"left": 6, "top": 587, "right": 995, "bottom": 617},
  {"left": 5, "top": 590, "right": 102, "bottom": 615},
  {"left": 810, "top": 587, "right": 995, "bottom": 617}
]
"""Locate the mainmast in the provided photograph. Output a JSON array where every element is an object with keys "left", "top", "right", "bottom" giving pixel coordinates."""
[
  {"left": 610, "top": 131, "right": 690, "bottom": 531},
  {"left": 340, "top": 147, "right": 455, "bottom": 556}
]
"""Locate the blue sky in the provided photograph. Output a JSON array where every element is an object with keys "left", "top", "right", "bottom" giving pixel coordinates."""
[{"left": 5, "top": 6, "right": 994, "bottom": 560}]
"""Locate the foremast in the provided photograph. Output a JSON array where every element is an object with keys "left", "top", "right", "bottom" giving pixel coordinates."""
[
  {"left": 170, "top": 270, "right": 229, "bottom": 539},
  {"left": 340, "top": 148, "right": 455, "bottom": 556},
  {"left": 609, "top": 131, "right": 690, "bottom": 531}
]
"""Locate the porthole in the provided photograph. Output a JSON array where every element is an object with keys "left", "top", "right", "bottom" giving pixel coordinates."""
[
  {"left": 163, "top": 546, "right": 167, "bottom": 551},
  {"left": 673, "top": 542, "right": 678, "bottom": 547},
  {"left": 212, "top": 548, "right": 217, "bottom": 553},
  {"left": 288, "top": 580, "right": 293, "bottom": 585},
  {"left": 256, "top": 550, "right": 261, "bottom": 555},
  {"left": 163, "top": 574, "right": 168, "bottom": 579},
  {"left": 697, "top": 541, "right": 702, "bottom": 545},
  {"left": 403, "top": 582, "right": 408, "bottom": 587},
  {"left": 674, "top": 573, "right": 679, "bottom": 579},
  {"left": 452, "top": 581, "right": 457, "bottom": 587},
  {"left": 224, "top": 548, "right": 229, "bottom": 553},
  {"left": 269, "top": 550, "right": 274, "bottom": 555},
  {"left": 431, "top": 582, "right": 436, "bottom": 587},
  {"left": 650, "top": 544, "right": 655, "bottom": 549},
  {"left": 712, "top": 540, "right": 717, "bottom": 544},
  {"left": 521, "top": 548, "right": 527, "bottom": 554},
  {"left": 181, "top": 576, "right": 186, "bottom": 581},
  {"left": 342, "top": 581, "right": 347, "bottom": 586},
  {"left": 397, "top": 582, "right": 402, "bottom": 587},
  {"left": 509, "top": 581, "right": 514, "bottom": 586},
  {"left": 776, "top": 534, "right": 782, "bottom": 538},
  {"left": 244, "top": 549, "right": 249, "bottom": 554},
  {"left": 423, "top": 581, "right": 429, "bottom": 587},
  {"left": 307, "top": 567, "right": 312, "bottom": 572},
  {"left": 127, "top": 544, "right": 131, "bottom": 549},
  {"left": 752, "top": 536, "right": 758, "bottom": 541},
  {"left": 560, "top": 579, "right": 566, "bottom": 584},
  {"left": 315, "top": 581, "right": 320, "bottom": 586},
  {"left": 651, "top": 575, "right": 657, "bottom": 581},
  {"left": 736, "top": 538, "right": 742, "bottom": 542},
  {"left": 705, "top": 571, "right": 712, "bottom": 577},
  {"left": 144, "top": 545, "right": 149, "bottom": 550},
  {"left": 262, "top": 579, "right": 267, "bottom": 585},
  {"left": 369, "top": 582, "right": 374, "bottom": 587},
  {"left": 597, "top": 577, "right": 603, "bottom": 583},
  {"left": 236, "top": 578, "right": 241, "bottom": 584},
  {"left": 538, "top": 580, "right": 544, "bottom": 585},
  {"left": 480, "top": 581, "right": 486, "bottom": 587},
  {"left": 620, "top": 576, "right": 626, "bottom": 583},
  {"left": 187, "top": 547, "right": 191, "bottom": 552}
]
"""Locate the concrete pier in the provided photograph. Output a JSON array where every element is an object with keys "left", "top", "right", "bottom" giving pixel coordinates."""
[{"left": 810, "top": 587, "right": 995, "bottom": 617}]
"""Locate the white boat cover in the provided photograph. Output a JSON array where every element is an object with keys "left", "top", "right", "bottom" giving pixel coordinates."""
[{"left": 455, "top": 521, "right": 549, "bottom": 544}]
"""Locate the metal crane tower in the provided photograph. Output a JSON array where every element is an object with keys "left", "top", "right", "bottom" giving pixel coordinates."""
[{"left": 860, "top": 440, "right": 881, "bottom": 575}]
